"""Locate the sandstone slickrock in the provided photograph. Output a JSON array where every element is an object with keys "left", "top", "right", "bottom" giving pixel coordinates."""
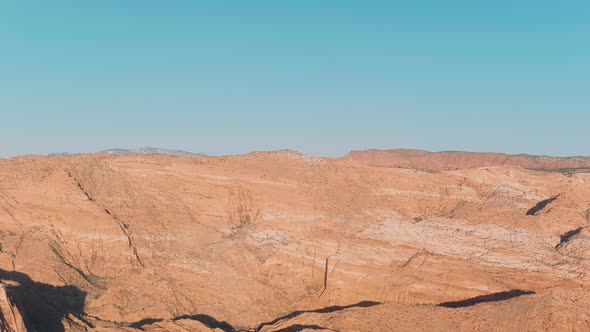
[
  {"left": 0, "top": 151, "right": 589, "bottom": 331},
  {"left": 344, "top": 149, "right": 590, "bottom": 172}
]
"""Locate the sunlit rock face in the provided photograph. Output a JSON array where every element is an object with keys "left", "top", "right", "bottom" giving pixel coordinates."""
[{"left": 0, "top": 152, "right": 589, "bottom": 331}]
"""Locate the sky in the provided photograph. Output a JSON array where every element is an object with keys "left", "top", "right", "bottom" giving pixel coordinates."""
[{"left": 1, "top": 1, "right": 589, "bottom": 158}]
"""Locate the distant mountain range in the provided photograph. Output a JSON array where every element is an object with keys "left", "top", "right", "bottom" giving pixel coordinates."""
[
  {"left": 49, "top": 147, "right": 206, "bottom": 157},
  {"left": 47, "top": 152, "right": 81, "bottom": 157}
]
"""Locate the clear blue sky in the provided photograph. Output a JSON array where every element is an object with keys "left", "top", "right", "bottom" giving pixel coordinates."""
[{"left": 1, "top": 1, "right": 589, "bottom": 157}]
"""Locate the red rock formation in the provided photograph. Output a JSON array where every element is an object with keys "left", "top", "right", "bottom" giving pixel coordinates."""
[
  {"left": 0, "top": 152, "right": 589, "bottom": 331},
  {"left": 344, "top": 149, "right": 590, "bottom": 172},
  {"left": 0, "top": 284, "right": 26, "bottom": 332}
]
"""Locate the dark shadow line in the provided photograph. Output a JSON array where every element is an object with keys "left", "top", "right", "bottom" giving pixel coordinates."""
[
  {"left": 438, "top": 289, "right": 535, "bottom": 308},
  {"left": 526, "top": 196, "right": 559, "bottom": 216},
  {"left": 127, "top": 300, "right": 381, "bottom": 332},
  {"left": 555, "top": 227, "right": 584, "bottom": 249},
  {"left": 128, "top": 314, "right": 236, "bottom": 332},
  {"left": 0, "top": 268, "right": 88, "bottom": 332},
  {"left": 173, "top": 314, "right": 236, "bottom": 331},
  {"left": 255, "top": 301, "right": 381, "bottom": 331},
  {"left": 273, "top": 324, "right": 338, "bottom": 332},
  {"left": 129, "top": 318, "right": 164, "bottom": 329}
]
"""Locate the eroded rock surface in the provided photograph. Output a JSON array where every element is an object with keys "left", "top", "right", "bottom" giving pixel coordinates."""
[{"left": 0, "top": 152, "right": 589, "bottom": 331}]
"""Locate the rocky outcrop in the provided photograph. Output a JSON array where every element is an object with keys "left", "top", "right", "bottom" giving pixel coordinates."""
[
  {"left": 0, "top": 284, "right": 26, "bottom": 332},
  {"left": 0, "top": 152, "right": 590, "bottom": 331}
]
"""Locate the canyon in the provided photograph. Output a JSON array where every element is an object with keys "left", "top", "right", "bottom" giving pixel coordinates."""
[{"left": 0, "top": 150, "right": 589, "bottom": 331}]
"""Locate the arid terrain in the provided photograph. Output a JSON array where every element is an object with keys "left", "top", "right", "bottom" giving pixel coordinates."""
[
  {"left": 0, "top": 150, "right": 589, "bottom": 331},
  {"left": 345, "top": 149, "right": 590, "bottom": 173}
]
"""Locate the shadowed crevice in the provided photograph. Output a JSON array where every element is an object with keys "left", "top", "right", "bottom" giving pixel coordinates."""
[
  {"left": 173, "top": 314, "right": 235, "bottom": 331},
  {"left": 0, "top": 269, "right": 90, "bottom": 332},
  {"left": 555, "top": 227, "right": 584, "bottom": 250},
  {"left": 526, "top": 195, "right": 559, "bottom": 216},
  {"left": 255, "top": 301, "right": 381, "bottom": 331},
  {"left": 127, "top": 301, "right": 381, "bottom": 332},
  {"left": 129, "top": 314, "right": 236, "bottom": 332},
  {"left": 273, "top": 324, "right": 338, "bottom": 332},
  {"left": 129, "top": 317, "right": 163, "bottom": 329},
  {"left": 438, "top": 289, "right": 535, "bottom": 308}
]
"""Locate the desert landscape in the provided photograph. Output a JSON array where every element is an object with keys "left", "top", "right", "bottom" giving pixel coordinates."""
[
  {"left": 3, "top": 1, "right": 588, "bottom": 330},
  {"left": 0, "top": 149, "right": 589, "bottom": 331}
]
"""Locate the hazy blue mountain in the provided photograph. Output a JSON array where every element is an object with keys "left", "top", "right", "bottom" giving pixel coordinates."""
[
  {"left": 47, "top": 152, "right": 82, "bottom": 157},
  {"left": 100, "top": 147, "right": 206, "bottom": 156}
]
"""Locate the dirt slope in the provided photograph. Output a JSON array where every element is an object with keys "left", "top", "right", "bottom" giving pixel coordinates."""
[
  {"left": 0, "top": 151, "right": 589, "bottom": 331},
  {"left": 344, "top": 149, "right": 590, "bottom": 172}
]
